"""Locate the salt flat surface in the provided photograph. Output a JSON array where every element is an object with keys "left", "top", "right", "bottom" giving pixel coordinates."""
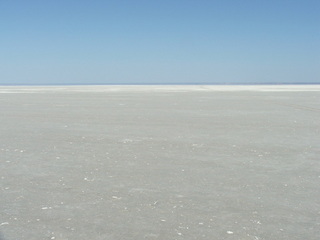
[
  {"left": 0, "top": 86, "right": 319, "bottom": 240},
  {"left": 0, "top": 84, "right": 320, "bottom": 93}
]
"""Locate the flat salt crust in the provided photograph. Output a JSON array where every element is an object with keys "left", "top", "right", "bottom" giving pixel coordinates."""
[{"left": 0, "top": 84, "right": 320, "bottom": 93}]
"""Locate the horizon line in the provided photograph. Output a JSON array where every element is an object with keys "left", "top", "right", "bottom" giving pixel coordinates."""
[{"left": 1, "top": 82, "right": 320, "bottom": 87}]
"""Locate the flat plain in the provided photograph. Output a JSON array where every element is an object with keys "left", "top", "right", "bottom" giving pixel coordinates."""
[{"left": 0, "top": 85, "right": 319, "bottom": 240}]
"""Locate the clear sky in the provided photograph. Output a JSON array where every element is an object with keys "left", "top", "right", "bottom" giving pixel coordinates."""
[{"left": 1, "top": 0, "right": 319, "bottom": 85}]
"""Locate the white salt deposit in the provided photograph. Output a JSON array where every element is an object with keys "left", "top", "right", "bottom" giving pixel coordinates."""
[{"left": 1, "top": 85, "right": 320, "bottom": 93}]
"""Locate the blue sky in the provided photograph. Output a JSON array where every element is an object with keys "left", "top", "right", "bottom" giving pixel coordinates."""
[{"left": 1, "top": 0, "right": 319, "bottom": 85}]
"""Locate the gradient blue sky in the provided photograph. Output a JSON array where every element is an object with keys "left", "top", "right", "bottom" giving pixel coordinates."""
[{"left": 1, "top": 0, "right": 319, "bottom": 85}]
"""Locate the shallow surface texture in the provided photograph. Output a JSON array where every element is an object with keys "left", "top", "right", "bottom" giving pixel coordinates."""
[{"left": 1, "top": 86, "right": 319, "bottom": 240}]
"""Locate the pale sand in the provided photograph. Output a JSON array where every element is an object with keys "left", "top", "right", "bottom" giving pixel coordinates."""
[{"left": 0, "top": 86, "right": 319, "bottom": 240}]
